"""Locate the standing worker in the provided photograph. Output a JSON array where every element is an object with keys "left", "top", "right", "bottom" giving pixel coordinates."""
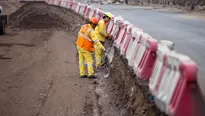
[
  {"left": 95, "top": 12, "right": 113, "bottom": 69},
  {"left": 76, "top": 17, "right": 105, "bottom": 79}
]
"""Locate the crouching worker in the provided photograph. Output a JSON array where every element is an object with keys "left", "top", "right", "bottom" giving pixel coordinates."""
[
  {"left": 95, "top": 12, "right": 113, "bottom": 69},
  {"left": 76, "top": 17, "right": 105, "bottom": 79}
]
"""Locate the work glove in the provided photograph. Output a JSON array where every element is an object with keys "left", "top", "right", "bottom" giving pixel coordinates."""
[
  {"left": 95, "top": 40, "right": 106, "bottom": 51},
  {"left": 102, "top": 47, "right": 106, "bottom": 51},
  {"left": 108, "top": 34, "right": 113, "bottom": 39}
]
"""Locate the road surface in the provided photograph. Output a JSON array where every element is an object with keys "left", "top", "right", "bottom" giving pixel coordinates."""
[{"left": 94, "top": 4, "right": 205, "bottom": 95}]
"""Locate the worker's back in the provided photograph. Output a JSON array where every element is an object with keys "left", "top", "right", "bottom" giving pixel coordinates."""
[{"left": 95, "top": 19, "right": 107, "bottom": 42}]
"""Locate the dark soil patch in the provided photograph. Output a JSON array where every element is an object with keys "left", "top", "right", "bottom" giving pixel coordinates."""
[
  {"left": 7, "top": 2, "right": 87, "bottom": 32},
  {"left": 95, "top": 39, "right": 164, "bottom": 116}
]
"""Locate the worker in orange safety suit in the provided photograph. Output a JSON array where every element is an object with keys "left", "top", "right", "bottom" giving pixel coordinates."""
[
  {"left": 95, "top": 12, "right": 113, "bottom": 69},
  {"left": 76, "top": 17, "right": 105, "bottom": 79}
]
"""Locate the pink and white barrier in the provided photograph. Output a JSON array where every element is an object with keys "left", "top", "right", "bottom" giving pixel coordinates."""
[
  {"left": 71, "top": 2, "right": 77, "bottom": 11},
  {"left": 149, "top": 43, "right": 174, "bottom": 96},
  {"left": 84, "top": 6, "right": 91, "bottom": 18},
  {"left": 59, "top": 0, "right": 66, "bottom": 8},
  {"left": 120, "top": 25, "right": 136, "bottom": 55},
  {"left": 89, "top": 7, "right": 96, "bottom": 19},
  {"left": 74, "top": 3, "right": 81, "bottom": 14},
  {"left": 107, "top": 17, "right": 115, "bottom": 34},
  {"left": 96, "top": 9, "right": 104, "bottom": 20},
  {"left": 114, "top": 20, "right": 130, "bottom": 49},
  {"left": 66, "top": 1, "right": 73, "bottom": 9},
  {"left": 150, "top": 50, "right": 198, "bottom": 116},
  {"left": 126, "top": 29, "right": 143, "bottom": 67},
  {"left": 44, "top": 0, "right": 204, "bottom": 115},
  {"left": 51, "top": 0, "right": 61, "bottom": 6},
  {"left": 46, "top": 0, "right": 55, "bottom": 5},
  {"left": 78, "top": 4, "right": 85, "bottom": 16},
  {"left": 134, "top": 36, "right": 158, "bottom": 80},
  {"left": 131, "top": 33, "right": 150, "bottom": 70},
  {"left": 110, "top": 16, "right": 124, "bottom": 38}
]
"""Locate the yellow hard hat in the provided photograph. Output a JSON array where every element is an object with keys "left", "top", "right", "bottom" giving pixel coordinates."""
[{"left": 104, "top": 12, "right": 113, "bottom": 19}]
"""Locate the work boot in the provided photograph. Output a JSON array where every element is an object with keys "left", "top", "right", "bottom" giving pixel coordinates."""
[
  {"left": 88, "top": 75, "right": 98, "bottom": 79},
  {"left": 80, "top": 75, "right": 88, "bottom": 78}
]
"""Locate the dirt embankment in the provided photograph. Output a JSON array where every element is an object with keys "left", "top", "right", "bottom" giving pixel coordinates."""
[
  {"left": 7, "top": 2, "right": 87, "bottom": 32},
  {"left": 94, "top": 39, "right": 163, "bottom": 116}
]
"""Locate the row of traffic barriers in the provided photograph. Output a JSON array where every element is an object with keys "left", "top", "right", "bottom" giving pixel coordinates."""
[{"left": 26, "top": 0, "right": 204, "bottom": 115}]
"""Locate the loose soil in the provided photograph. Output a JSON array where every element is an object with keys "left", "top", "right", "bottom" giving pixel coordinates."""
[
  {"left": 93, "top": 40, "right": 163, "bottom": 116},
  {"left": 0, "top": 1, "right": 161, "bottom": 116}
]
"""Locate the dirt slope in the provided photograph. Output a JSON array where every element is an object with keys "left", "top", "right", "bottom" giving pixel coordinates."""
[{"left": 94, "top": 41, "right": 163, "bottom": 116}]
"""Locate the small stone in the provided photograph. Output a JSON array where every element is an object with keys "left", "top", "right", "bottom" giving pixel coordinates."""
[{"left": 94, "top": 80, "right": 99, "bottom": 84}]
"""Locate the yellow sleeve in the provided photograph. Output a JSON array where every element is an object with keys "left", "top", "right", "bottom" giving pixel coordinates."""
[
  {"left": 98, "top": 20, "right": 108, "bottom": 37},
  {"left": 89, "top": 31, "right": 105, "bottom": 50}
]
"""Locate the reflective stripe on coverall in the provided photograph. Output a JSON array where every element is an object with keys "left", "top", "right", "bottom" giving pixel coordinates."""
[
  {"left": 76, "top": 24, "right": 105, "bottom": 76},
  {"left": 95, "top": 19, "right": 108, "bottom": 68}
]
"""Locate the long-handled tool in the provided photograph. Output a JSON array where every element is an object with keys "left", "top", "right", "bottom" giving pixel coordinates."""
[{"left": 101, "top": 38, "right": 114, "bottom": 67}]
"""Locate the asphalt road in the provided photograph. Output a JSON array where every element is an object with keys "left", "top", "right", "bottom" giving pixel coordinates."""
[{"left": 94, "top": 4, "right": 205, "bottom": 95}]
